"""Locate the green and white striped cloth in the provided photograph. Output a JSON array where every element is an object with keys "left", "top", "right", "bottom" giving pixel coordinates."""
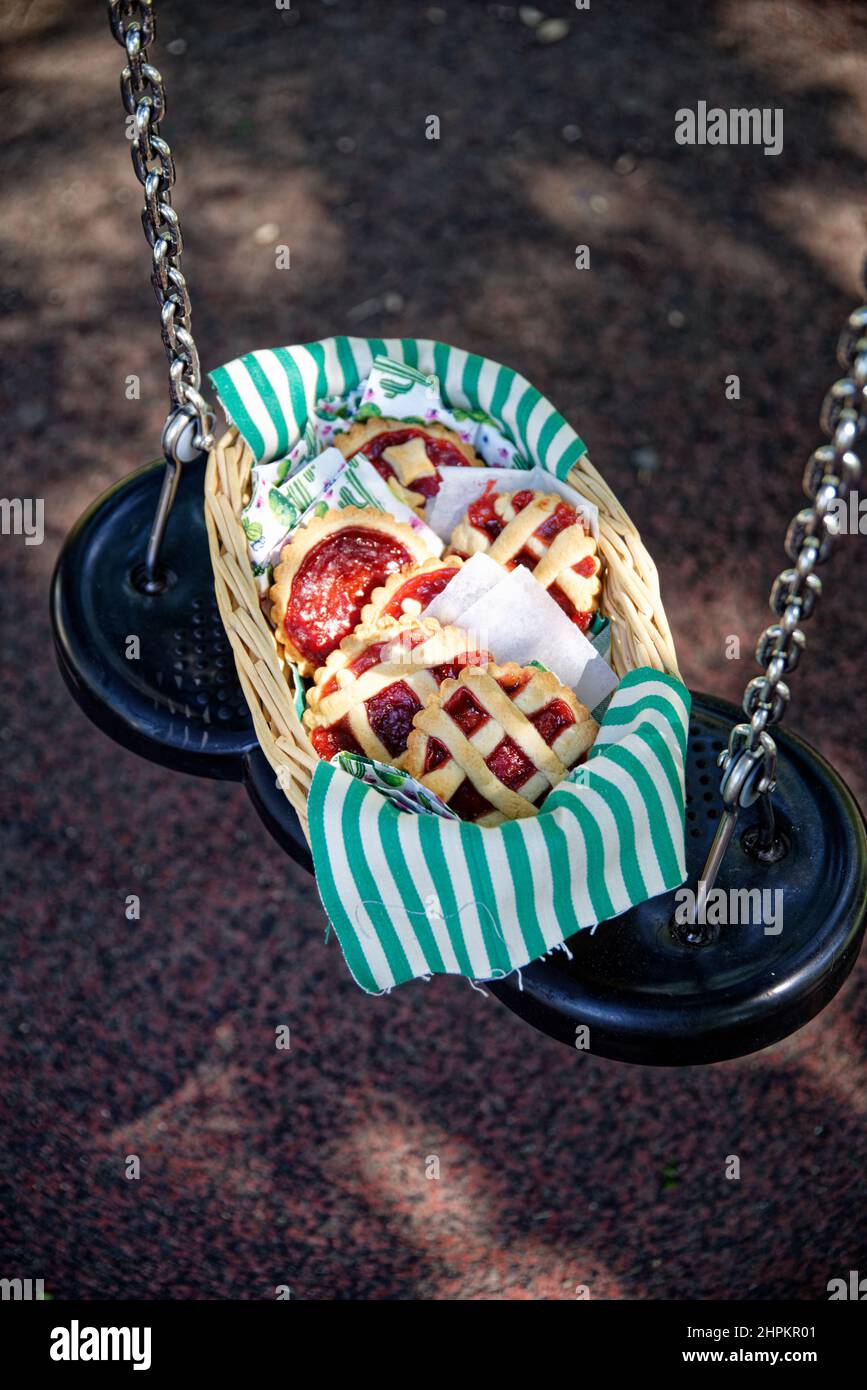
[
  {"left": 308, "top": 670, "right": 690, "bottom": 994},
  {"left": 209, "top": 335, "right": 589, "bottom": 480}
]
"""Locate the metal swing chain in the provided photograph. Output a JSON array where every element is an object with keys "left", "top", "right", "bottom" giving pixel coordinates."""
[
  {"left": 697, "top": 293, "right": 867, "bottom": 916},
  {"left": 105, "top": 0, "right": 862, "bottom": 774},
  {"left": 108, "top": 0, "right": 215, "bottom": 586}
]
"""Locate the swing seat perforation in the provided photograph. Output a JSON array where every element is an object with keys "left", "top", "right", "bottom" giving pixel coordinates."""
[{"left": 51, "top": 456, "right": 258, "bottom": 779}]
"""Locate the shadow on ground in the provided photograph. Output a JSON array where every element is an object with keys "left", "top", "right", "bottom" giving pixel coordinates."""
[{"left": 1, "top": 0, "right": 865, "bottom": 1299}]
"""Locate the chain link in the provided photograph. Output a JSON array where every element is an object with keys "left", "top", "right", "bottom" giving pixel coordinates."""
[
  {"left": 108, "top": 0, "right": 213, "bottom": 455},
  {"left": 108, "top": 0, "right": 861, "bottom": 702},
  {"left": 719, "top": 295, "right": 866, "bottom": 809}
]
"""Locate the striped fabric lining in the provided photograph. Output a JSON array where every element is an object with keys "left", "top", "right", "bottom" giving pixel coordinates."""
[
  {"left": 307, "top": 670, "right": 691, "bottom": 994},
  {"left": 209, "top": 337, "right": 588, "bottom": 482}
]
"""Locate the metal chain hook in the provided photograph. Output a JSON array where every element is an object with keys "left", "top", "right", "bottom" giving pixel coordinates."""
[{"left": 108, "top": 0, "right": 214, "bottom": 587}]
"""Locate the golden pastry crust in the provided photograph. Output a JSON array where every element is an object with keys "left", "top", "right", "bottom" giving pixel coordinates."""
[
  {"left": 304, "top": 614, "right": 492, "bottom": 764},
  {"left": 335, "top": 416, "right": 484, "bottom": 512},
  {"left": 269, "top": 506, "right": 431, "bottom": 675},
  {"left": 404, "top": 662, "right": 598, "bottom": 826},
  {"left": 448, "top": 489, "right": 602, "bottom": 628},
  {"left": 530, "top": 525, "right": 601, "bottom": 616},
  {"left": 358, "top": 554, "right": 464, "bottom": 630}
]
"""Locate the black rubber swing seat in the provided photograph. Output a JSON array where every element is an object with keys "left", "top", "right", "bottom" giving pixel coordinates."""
[
  {"left": 51, "top": 458, "right": 867, "bottom": 1065},
  {"left": 489, "top": 694, "right": 867, "bottom": 1064},
  {"left": 51, "top": 454, "right": 315, "bottom": 876}
]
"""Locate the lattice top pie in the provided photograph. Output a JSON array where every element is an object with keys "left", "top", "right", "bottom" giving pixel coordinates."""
[
  {"left": 270, "top": 507, "right": 432, "bottom": 675},
  {"left": 359, "top": 555, "right": 463, "bottom": 629},
  {"left": 304, "top": 616, "right": 492, "bottom": 763},
  {"left": 403, "top": 662, "right": 598, "bottom": 825},
  {"left": 335, "top": 417, "right": 483, "bottom": 511},
  {"left": 448, "top": 483, "right": 601, "bottom": 632}
]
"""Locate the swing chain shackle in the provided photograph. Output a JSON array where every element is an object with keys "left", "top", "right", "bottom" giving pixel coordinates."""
[
  {"left": 703, "top": 295, "right": 867, "bottom": 903},
  {"left": 108, "top": 0, "right": 215, "bottom": 591},
  {"left": 108, "top": 0, "right": 214, "bottom": 455}
]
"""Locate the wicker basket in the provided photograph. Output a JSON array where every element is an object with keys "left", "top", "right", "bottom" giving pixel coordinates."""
[{"left": 205, "top": 355, "right": 680, "bottom": 848}]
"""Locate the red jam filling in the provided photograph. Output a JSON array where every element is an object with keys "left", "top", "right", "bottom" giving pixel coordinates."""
[
  {"left": 485, "top": 735, "right": 537, "bottom": 791},
  {"left": 466, "top": 480, "right": 505, "bottom": 542},
  {"left": 383, "top": 565, "right": 458, "bottom": 618},
  {"left": 423, "top": 737, "right": 450, "bottom": 774},
  {"left": 511, "top": 489, "right": 534, "bottom": 512},
  {"left": 365, "top": 681, "right": 423, "bottom": 757},
  {"left": 546, "top": 581, "right": 593, "bottom": 632},
  {"left": 284, "top": 528, "right": 414, "bottom": 666},
  {"left": 509, "top": 548, "right": 538, "bottom": 571},
  {"left": 494, "top": 669, "right": 532, "bottom": 697},
  {"left": 442, "top": 687, "right": 489, "bottom": 737},
  {"left": 447, "top": 778, "right": 495, "bottom": 823},
  {"left": 361, "top": 428, "right": 471, "bottom": 498},
  {"left": 535, "top": 500, "right": 579, "bottom": 542},
  {"left": 430, "top": 649, "right": 490, "bottom": 685},
  {"left": 310, "top": 716, "right": 363, "bottom": 761},
  {"left": 529, "top": 697, "right": 576, "bottom": 745},
  {"left": 574, "top": 554, "right": 597, "bottom": 577}
]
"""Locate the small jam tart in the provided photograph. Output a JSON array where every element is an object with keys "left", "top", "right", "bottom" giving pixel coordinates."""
[
  {"left": 359, "top": 555, "right": 463, "bottom": 630},
  {"left": 270, "top": 507, "right": 431, "bottom": 675},
  {"left": 403, "top": 662, "right": 598, "bottom": 826},
  {"left": 304, "top": 616, "right": 492, "bottom": 764},
  {"left": 335, "top": 417, "right": 483, "bottom": 511},
  {"left": 447, "top": 483, "right": 602, "bottom": 633}
]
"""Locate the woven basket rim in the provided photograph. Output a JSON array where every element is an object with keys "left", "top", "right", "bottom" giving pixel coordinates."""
[{"left": 205, "top": 340, "right": 680, "bottom": 845}]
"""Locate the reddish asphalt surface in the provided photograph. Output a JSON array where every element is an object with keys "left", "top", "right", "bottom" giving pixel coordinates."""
[{"left": 2, "top": 0, "right": 866, "bottom": 1299}]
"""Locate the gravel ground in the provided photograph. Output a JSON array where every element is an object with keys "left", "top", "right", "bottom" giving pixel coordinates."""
[{"left": 1, "top": 0, "right": 866, "bottom": 1300}]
